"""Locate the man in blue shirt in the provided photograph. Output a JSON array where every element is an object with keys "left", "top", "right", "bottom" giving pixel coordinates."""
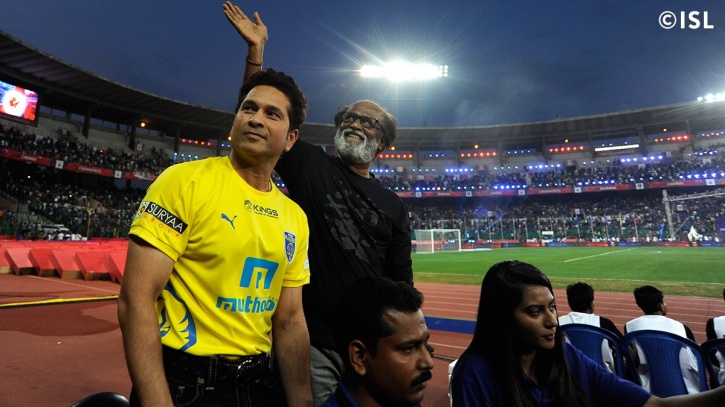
[{"left": 320, "top": 277, "right": 433, "bottom": 407}]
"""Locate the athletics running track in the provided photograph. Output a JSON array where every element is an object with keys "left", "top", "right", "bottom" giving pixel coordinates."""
[{"left": 0, "top": 273, "right": 723, "bottom": 406}]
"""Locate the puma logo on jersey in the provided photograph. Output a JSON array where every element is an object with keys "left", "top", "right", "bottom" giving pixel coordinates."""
[{"left": 221, "top": 213, "right": 237, "bottom": 229}]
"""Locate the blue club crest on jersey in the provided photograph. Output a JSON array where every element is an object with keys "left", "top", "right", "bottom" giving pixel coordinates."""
[{"left": 285, "top": 231, "right": 295, "bottom": 264}]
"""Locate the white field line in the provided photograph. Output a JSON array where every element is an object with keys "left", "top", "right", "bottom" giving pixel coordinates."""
[
  {"left": 416, "top": 273, "right": 723, "bottom": 286},
  {"left": 415, "top": 274, "right": 475, "bottom": 279},
  {"left": 563, "top": 248, "right": 636, "bottom": 263},
  {"left": 26, "top": 275, "right": 120, "bottom": 294},
  {"left": 429, "top": 341, "right": 467, "bottom": 351}
]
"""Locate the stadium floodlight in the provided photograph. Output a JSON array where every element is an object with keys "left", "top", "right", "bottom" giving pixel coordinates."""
[
  {"left": 697, "top": 92, "right": 725, "bottom": 103},
  {"left": 360, "top": 62, "right": 448, "bottom": 81},
  {"left": 594, "top": 144, "right": 640, "bottom": 152}
]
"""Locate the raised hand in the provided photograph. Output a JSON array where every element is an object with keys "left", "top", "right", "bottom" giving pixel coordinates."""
[{"left": 223, "top": 1, "right": 267, "bottom": 48}]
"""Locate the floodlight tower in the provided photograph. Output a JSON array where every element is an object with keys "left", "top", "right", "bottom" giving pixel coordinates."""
[
  {"left": 697, "top": 92, "right": 725, "bottom": 103},
  {"left": 360, "top": 62, "right": 448, "bottom": 81},
  {"left": 360, "top": 62, "right": 448, "bottom": 127}
]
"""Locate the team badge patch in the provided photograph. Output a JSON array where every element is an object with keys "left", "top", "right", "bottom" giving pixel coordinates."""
[
  {"left": 285, "top": 231, "right": 296, "bottom": 264},
  {"left": 134, "top": 201, "right": 148, "bottom": 219}
]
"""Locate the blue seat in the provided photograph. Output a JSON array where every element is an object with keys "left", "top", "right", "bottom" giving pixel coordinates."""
[
  {"left": 70, "top": 392, "right": 129, "bottom": 407},
  {"left": 621, "top": 330, "right": 708, "bottom": 397},
  {"left": 700, "top": 338, "right": 725, "bottom": 389},
  {"left": 559, "top": 323, "right": 625, "bottom": 378}
]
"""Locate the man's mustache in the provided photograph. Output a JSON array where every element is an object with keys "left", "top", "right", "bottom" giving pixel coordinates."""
[
  {"left": 342, "top": 129, "right": 366, "bottom": 140},
  {"left": 411, "top": 370, "right": 432, "bottom": 387}
]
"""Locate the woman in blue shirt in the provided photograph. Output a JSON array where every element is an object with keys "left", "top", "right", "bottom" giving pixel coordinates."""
[{"left": 450, "top": 260, "right": 725, "bottom": 407}]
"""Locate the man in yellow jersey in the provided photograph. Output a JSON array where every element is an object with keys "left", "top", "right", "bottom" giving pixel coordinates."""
[
  {"left": 118, "top": 68, "right": 312, "bottom": 407},
  {"left": 224, "top": 4, "right": 413, "bottom": 405}
]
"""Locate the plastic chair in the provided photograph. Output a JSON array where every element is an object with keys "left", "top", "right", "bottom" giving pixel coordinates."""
[
  {"left": 559, "top": 323, "right": 626, "bottom": 378},
  {"left": 448, "top": 359, "right": 458, "bottom": 407},
  {"left": 700, "top": 338, "right": 725, "bottom": 389},
  {"left": 70, "top": 392, "right": 129, "bottom": 407},
  {"left": 621, "top": 330, "right": 708, "bottom": 397}
]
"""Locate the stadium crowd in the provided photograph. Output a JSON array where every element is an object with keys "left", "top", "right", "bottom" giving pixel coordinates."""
[
  {"left": 407, "top": 193, "right": 724, "bottom": 242},
  {"left": 378, "top": 154, "right": 725, "bottom": 192},
  {"left": 1, "top": 171, "right": 144, "bottom": 240},
  {"left": 1, "top": 121, "right": 724, "bottom": 241},
  {"left": 1, "top": 122, "right": 174, "bottom": 175}
]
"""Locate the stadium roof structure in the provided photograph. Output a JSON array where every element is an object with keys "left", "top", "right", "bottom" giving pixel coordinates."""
[
  {"left": 0, "top": 30, "right": 237, "bottom": 142},
  {"left": 2, "top": 29, "right": 725, "bottom": 153},
  {"left": 397, "top": 101, "right": 725, "bottom": 152}
]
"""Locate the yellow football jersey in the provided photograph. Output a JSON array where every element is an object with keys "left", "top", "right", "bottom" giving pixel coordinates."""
[{"left": 130, "top": 157, "right": 309, "bottom": 357}]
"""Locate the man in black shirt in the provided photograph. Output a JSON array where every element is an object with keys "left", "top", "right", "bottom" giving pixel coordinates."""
[{"left": 224, "top": 3, "right": 413, "bottom": 405}]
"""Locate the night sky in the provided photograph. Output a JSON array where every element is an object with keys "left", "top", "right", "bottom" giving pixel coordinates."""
[{"left": 2, "top": 1, "right": 725, "bottom": 128}]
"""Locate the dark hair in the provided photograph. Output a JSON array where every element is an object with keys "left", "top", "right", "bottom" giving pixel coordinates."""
[
  {"left": 633, "top": 285, "right": 664, "bottom": 314},
  {"left": 566, "top": 282, "right": 594, "bottom": 312},
  {"left": 333, "top": 100, "right": 397, "bottom": 151},
  {"left": 335, "top": 277, "right": 422, "bottom": 368},
  {"left": 458, "top": 260, "right": 590, "bottom": 407},
  {"left": 236, "top": 68, "right": 307, "bottom": 131}
]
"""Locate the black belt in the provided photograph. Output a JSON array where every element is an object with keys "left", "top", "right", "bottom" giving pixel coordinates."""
[{"left": 162, "top": 345, "right": 270, "bottom": 388}]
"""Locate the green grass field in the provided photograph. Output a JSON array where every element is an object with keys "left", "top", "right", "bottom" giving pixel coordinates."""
[{"left": 412, "top": 246, "right": 725, "bottom": 298}]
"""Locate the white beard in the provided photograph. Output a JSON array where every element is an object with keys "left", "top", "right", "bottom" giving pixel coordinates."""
[{"left": 334, "top": 128, "right": 379, "bottom": 165}]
